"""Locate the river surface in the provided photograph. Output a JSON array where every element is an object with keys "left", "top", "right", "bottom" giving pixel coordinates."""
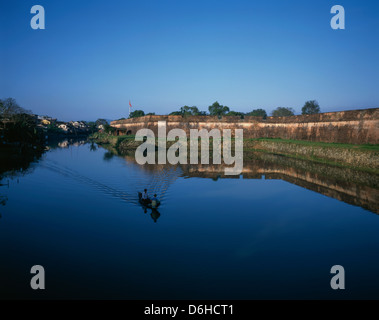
[{"left": 0, "top": 140, "right": 378, "bottom": 299}]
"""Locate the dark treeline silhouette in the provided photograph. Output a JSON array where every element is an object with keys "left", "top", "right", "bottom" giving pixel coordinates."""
[
  {"left": 0, "top": 98, "right": 45, "bottom": 151},
  {"left": 124, "top": 100, "right": 321, "bottom": 119}
]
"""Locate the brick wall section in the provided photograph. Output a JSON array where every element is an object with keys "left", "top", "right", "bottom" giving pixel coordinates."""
[{"left": 111, "top": 108, "right": 379, "bottom": 144}]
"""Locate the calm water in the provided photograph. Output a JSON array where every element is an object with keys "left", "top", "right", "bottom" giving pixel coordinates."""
[{"left": 0, "top": 140, "right": 379, "bottom": 299}]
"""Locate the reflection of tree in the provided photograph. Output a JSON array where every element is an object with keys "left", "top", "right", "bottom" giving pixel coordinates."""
[
  {"left": 103, "top": 151, "right": 114, "bottom": 161},
  {"left": 0, "top": 137, "right": 47, "bottom": 220},
  {"left": 0, "top": 187, "right": 8, "bottom": 221},
  {"left": 106, "top": 147, "right": 379, "bottom": 215},
  {"left": 0, "top": 151, "right": 40, "bottom": 180},
  {"left": 0, "top": 195, "right": 7, "bottom": 206},
  {"left": 89, "top": 141, "right": 97, "bottom": 152}
]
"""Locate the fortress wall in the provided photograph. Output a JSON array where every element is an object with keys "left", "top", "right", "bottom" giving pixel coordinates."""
[{"left": 111, "top": 108, "right": 379, "bottom": 144}]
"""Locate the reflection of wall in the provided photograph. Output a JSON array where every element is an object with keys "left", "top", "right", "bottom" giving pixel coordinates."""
[
  {"left": 120, "top": 152, "right": 379, "bottom": 215},
  {"left": 111, "top": 108, "right": 379, "bottom": 144}
]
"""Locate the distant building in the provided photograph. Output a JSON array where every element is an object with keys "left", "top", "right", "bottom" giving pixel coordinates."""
[
  {"left": 37, "top": 115, "right": 56, "bottom": 122},
  {"left": 58, "top": 124, "right": 69, "bottom": 132}
]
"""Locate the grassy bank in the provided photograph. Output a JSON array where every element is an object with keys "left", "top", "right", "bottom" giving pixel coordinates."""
[
  {"left": 90, "top": 133, "right": 379, "bottom": 173},
  {"left": 245, "top": 138, "right": 379, "bottom": 151},
  {"left": 244, "top": 138, "right": 378, "bottom": 172},
  {"left": 90, "top": 132, "right": 136, "bottom": 148}
]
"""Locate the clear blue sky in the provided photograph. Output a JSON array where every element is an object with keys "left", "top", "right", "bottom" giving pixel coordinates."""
[{"left": 1, "top": 0, "right": 378, "bottom": 121}]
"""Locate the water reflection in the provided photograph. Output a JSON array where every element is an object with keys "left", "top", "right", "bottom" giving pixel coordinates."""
[
  {"left": 49, "top": 138, "right": 89, "bottom": 149},
  {"left": 103, "top": 151, "right": 115, "bottom": 161},
  {"left": 1, "top": 139, "right": 378, "bottom": 219},
  {"left": 0, "top": 138, "right": 89, "bottom": 220},
  {"left": 140, "top": 206, "right": 161, "bottom": 222},
  {"left": 106, "top": 147, "right": 379, "bottom": 215},
  {"left": 89, "top": 141, "right": 97, "bottom": 152},
  {"left": 0, "top": 142, "right": 45, "bottom": 220},
  {"left": 1, "top": 139, "right": 379, "bottom": 299},
  {"left": 0, "top": 194, "right": 7, "bottom": 220},
  {"left": 151, "top": 210, "right": 161, "bottom": 223}
]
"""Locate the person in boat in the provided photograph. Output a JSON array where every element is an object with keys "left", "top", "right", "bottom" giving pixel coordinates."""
[
  {"left": 141, "top": 189, "right": 151, "bottom": 204},
  {"left": 151, "top": 194, "right": 159, "bottom": 209}
]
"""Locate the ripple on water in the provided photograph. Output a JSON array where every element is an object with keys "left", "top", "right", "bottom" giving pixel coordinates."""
[{"left": 40, "top": 158, "right": 183, "bottom": 207}]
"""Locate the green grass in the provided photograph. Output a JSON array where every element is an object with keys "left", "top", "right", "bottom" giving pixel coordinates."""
[
  {"left": 248, "top": 138, "right": 379, "bottom": 151},
  {"left": 92, "top": 133, "right": 379, "bottom": 151},
  {"left": 244, "top": 147, "right": 379, "bottom": 174},
  {"left": 92, "top": 133, "right": 378, "bottom": 150},
  {"left": 91, "top": 132, "right": 378, "bottom": 173}
]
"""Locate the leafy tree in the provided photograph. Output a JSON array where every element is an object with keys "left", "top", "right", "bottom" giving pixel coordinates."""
[
  {"left": 129, "top": 110, "right": 145, "bottom": 118},
  {"left": 95, "top": 118, "right": 108, "bottom": 127},
  {"left": 181, "top": 106, "right": 195, "bottom": 116},
  {"left": 4, "top": 113, "right": 43, "bottom": 145},
  {"left": 271, "top": 107, "right": 295, "bottom": 117},
  {"left": 146, "top": 112, "right": 156, "bottom": 116},
  {"left": 170, "top": 106, "right": 206, "bottom": 116},
  {"left": 169, "top": 111, "right": 182, "bottom": 115},
  {"left": 103, "top": 123, "right": 116, "bottom": 134},
  {"left": 183, "top": 106, "right": 206, "bottom": 116},
  {"left": 226, "top": 111, "right": 244, "bottom": 117},
  {"left": 208, "top": 101, "right": 229, "bottom": 116},
  {"left": 86, "top": 121, "right": 97, "bottom": 132},
  {"left": 302, "top": 100, "right": 320, "bottom": 115},
  {"left": 0, "top": 98, "right": 44, "bottom": 148},
  {"left": 0, "top": 98, "right": 30, "bottom": 118},
  {"left": 46, "top": 123, "right": 64, "bottom": 134},
  {"left": 246, "top": 108, "right": 267, "bottom": 119}
]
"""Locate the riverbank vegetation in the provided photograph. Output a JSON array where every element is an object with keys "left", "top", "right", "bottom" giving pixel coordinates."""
[
  {"left": 90, "top": 132, "right": 379, "bottom": 173},
  {"left": 0, "top": 98, "right": 45, "bottom": 152},
  {"left": 0, "top": 98, "right": 111, "bottom": 149},
  {"left": 0, "top": 98, "right": 106, "bottom": 168},
  {"left": 92, "top": 135, "right": 378, "bottom": 213},
  {"left": 244, "top": 138, "right": 378, "bottom": 173}
]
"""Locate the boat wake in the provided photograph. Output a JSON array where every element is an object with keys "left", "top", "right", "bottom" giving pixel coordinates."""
[{"left": 41, "top": 160, "right": 183, "bottom": 207}]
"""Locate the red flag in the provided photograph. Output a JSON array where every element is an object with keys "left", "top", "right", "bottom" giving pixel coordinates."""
[{"left": 129, "top": 100, "right": 132, "bottom": 108}]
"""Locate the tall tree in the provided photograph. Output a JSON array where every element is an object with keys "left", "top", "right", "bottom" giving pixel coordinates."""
[
  {"left": 95, "top": 119, "right": 108, "bottom": 127},
  {"left": 302, "top": 100, "right": 321, "bottom": 115},
  {"left": 169, "top": 111, "right": 182, "bottom": 115},
  {"left": 0, "top": 98, "right": 30, "bottom": 118},
  {"left": 170, "top": 106, "right": 206, "bottom": 116},
  {"left": 129, "top": 110, "right": 145, "bottom": 118},
  {"left": 246, "top": 108, "right": 267, "bottom": 119},
  {"left": 271, "top": 107, "right": 295, "bottom": 117},
  {"left": 226, "top": 111, "right": 244, "bottom": 117},
  {"left": 208, "top": 101, "right": 229, "bottom": 116},
  {"left": 0, "top": 98, "right": 43, "bottom": 147}
]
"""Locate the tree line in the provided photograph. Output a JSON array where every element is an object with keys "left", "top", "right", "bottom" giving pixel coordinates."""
[
  {"left": 0, "top": 98, "right": 45, "bottom": 150},
  {"left": 128, "top": 100, "right": 321, "bottom": 119}
]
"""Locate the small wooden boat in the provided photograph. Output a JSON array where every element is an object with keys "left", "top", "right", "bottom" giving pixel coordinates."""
[{"left": 138, "top": 192, "right": 160, "bottom": 209}]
